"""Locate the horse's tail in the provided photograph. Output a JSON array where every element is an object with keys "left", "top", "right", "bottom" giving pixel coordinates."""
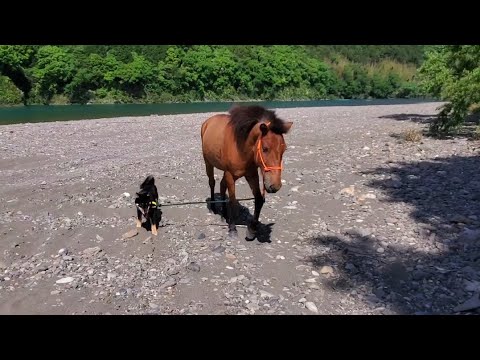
[{"left": 140, "top": 175, "right": 155, "bottom": 189}]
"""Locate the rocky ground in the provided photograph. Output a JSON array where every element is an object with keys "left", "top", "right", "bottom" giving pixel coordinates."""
[{"left": 1, "top": 102, "right": 480, "bottom": 315}]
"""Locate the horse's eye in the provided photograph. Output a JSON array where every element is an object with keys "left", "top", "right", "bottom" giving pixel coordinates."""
[{"left": 262, "top": 147, "right": 268, "bottom": 153}]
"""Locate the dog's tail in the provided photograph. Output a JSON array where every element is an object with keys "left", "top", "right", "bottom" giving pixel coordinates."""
[{"left": 140, "top": 175, "right": 155, "bottom": 189}]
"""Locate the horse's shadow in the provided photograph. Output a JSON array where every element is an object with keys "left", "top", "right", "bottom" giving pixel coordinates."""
[{"left": 206, "top": 193, "right": 273, "bottom": 243}]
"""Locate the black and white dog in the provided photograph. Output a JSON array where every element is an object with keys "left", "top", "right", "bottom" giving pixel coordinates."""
[{"left": 134, "top": 175, "right": 162, "bottom": 235}]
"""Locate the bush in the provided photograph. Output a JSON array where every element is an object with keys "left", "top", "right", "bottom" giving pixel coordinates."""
[{"left": 0, "top": 75, "right": 22, "bottom": 105}]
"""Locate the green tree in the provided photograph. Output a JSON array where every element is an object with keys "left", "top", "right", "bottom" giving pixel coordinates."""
[
  {"left": 419, "top": 45, "right": 480, "bottom": 134},
  {"left": 113, "top": 52, "right": 156, "bottom": 98},
  {"left": 0, "top": 75, "right": 23, "bottom": 104},
  {"left": 30, "top": 46, "right": 76, "bottom": 104},
  {"left": 0, "top": 45, "right": 37, "bottom": 104}
]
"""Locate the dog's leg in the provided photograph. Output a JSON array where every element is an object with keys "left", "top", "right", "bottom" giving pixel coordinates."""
[
  {"left": 151, "top": 223, "right": 158, "bottom": 236},
  {"left": 136, "top": 208, "right": 142, "bottom": 228}
]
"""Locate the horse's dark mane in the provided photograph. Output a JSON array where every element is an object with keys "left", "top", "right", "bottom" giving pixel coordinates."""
[{"left": 228, "top": 105, "right": 288, "bottom": 147}]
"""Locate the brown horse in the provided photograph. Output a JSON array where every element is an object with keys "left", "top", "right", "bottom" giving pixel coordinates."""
[{"left": 201, "top": 105, "right": 293, "bottom": 240}]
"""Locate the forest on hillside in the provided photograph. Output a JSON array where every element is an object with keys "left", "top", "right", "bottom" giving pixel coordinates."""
[{"left": 0, "top": 45, "right": 427, "bottom": 105}]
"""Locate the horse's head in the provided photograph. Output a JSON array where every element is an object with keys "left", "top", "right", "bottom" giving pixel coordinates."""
[{"left": 253, "top": 120, "right": 293, "bottom": 193}]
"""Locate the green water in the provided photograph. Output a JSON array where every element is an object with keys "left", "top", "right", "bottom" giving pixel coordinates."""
[{"left": 0, "top": 99, "right": 437, "bottom": 125}]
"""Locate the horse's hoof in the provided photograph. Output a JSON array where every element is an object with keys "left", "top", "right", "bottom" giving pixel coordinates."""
[
  {"left": 228, "top": 230, "right": 238, "bottom": 239},
  {"left": 245, "top": 227, "right": 256, "bottom": 241}
]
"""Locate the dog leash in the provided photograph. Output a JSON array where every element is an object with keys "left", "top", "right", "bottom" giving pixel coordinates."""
[{"left": 157, "top": 197, "right": 255, "bottom": 207}]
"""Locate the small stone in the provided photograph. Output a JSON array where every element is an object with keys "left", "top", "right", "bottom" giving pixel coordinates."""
[
  {"left": 212, "top": 245, "right": 226, "bottom": 253},
  {"left": 41, "top": 181, "right": 47, "bottom": 185},
  {"left": 298, "top": 298, "right": 307, "bottom": 303},
  {"left": 259, "top": 290, "right": 274, "bottom": 299},
  {"left": 226, "top": 253, "right": 236, "bottom": 260},
  {"left": 160, "top": 278, "right": 177, "bottom": 289},
  {"left": 465, "top": 280, "right": 480, "bottom": 292},
  {"left": 149, "top": 303, "right": 158, "bottom": 309},
  {"left": 187, "top": 262, "right": 200, "bottom": 272},
  {"left": 58, "top": 248, "right": 68, "bottom": 255},
  {"left": 377, "top": 247, "right": 385, "bottom": 253},
  {"left": 373, "top": 288, "right": 386, "bottom": 298},
  {"left": 96, "top": 235, "right": 104, "bottom": 242},
  {"left": 305, "top": 302, "right": 318, "bottom": 313},
  {"left": 312, "top": 271, "right": 320, "bottom": 276},
  {"left": 50, "top": 290, "right": 60, "bottom": 295},
  {"left": 358, "top": 228, "right": 372, "bottom": 237},
  {"left": 56, "top": 277, "right": 74, "bottom": 284},
  {"left": 123, "top": 192, "right": 130, "bottom": 198},
  {"left": 320, "top": 266, "right": 333, "bottom": 274},
  {"left": 345, "top": 263, "right": 356, "bottom": 271},
  {"left": 83, "top": 246, "right": 102, "bottom": 256},
  {"left": 450, "top": 215, "right": 471, "bottom": 224},
  {"left": 122, "top": 229, "right": 138, "bottom": 240},
  {"left": 197, "top": 233, "right": 206, "bottom": 240},
  {"left": 458, "top": 228, "right": 480, "bottom": 242},
  {"left": 412, "top": 270, "right": 428, "bottom": 281},
  {"left": 340, "top": 186, "right": 355, "bottom": 196},
  {"left": 364, "top": 193, "right": 376, "bottom": 199},
  {"left": 276, "top": 255, "right": 285, "bottom": 260},
  {"left": 107, "top": 273, "right": 116, "bottom": 281},
  {"left": 62, "top": 255, "right": 73, "bottom": 261},
  {"left": 391, "top": 180, "right": 402, "bottom": 189},
  {"left": 305, "top": 278, "right": 316, "bottom": 283},
  {"left": 453, "top": 294, "right": 480, "bottom": 312},
  {"left": 77, "top": 212, "right": 83, "bottom": 216}
]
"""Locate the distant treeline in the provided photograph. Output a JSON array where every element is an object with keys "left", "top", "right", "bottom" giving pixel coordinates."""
[{"left": 0, "top": 45, "right": 427, "bottom": 105}]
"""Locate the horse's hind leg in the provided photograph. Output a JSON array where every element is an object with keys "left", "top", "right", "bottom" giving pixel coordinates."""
[
  {"left": 224, "top": 171, "right": 239, "bottom": 238},
  {"left": 204, "top": 159, "right": 216, "bottom": 206},
  {"left": 220, "top": 173, "right": 228, "bottom": 219}
]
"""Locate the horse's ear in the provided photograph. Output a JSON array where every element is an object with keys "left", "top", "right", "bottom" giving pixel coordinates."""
[
  {"left": 260, "top": 123, "right": 269, "bottom": 136},
  {"left": 283, "top": 121, "right": 293, "bottom": 133}
]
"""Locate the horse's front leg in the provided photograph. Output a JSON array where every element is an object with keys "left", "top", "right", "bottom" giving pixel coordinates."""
[
  {"left": 224, "top": 171, "right": 239, "bottom": 238},
  {"left": 245, "top": 171, "right": 264, "bottom": 241}
]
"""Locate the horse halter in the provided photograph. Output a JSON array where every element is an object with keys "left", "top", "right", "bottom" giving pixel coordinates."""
[{"left": 256, "top": 122, "right": 283, "bottom": 172}]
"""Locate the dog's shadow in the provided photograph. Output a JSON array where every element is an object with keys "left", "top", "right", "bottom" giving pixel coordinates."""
[
  {"left": 140, "top": 218, "right": 162, "bottom": 232},
  {"left": 206, "top": 193, "right": 273, "bottom": 243}
]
